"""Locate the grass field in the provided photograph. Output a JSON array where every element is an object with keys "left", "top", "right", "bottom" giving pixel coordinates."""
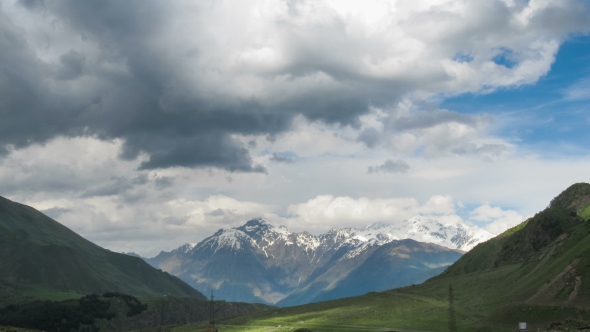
[{"left": 210, "top": 266, "right": 521, "bottom": 332}]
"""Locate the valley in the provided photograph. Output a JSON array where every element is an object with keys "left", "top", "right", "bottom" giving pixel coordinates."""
[
  {"left": 162, "top": 183, "right": 590, "bottom": 332},
  {"left": 1, "top": 183, "right": 590, "bottom": 332}
]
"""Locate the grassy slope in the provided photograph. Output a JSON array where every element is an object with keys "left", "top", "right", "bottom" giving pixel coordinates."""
[
  {"left": 174, "top": 183, "right": 590, "bottom": 332},
  {"left": 0, "top": 196, "right": 206, "bottom": 304}
]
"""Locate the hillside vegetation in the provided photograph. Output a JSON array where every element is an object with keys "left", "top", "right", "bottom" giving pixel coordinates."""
[
  {"left": 0, "top": 196, "right": 205, "bottom": 305},
  {"left": 0, "top": 292, "right": 273, "bottom": 332},
  {"left": 174, "top": 183, "right": 590, "bottom": 332}
]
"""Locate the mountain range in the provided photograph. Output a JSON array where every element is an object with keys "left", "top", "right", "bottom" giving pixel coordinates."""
[{"left": 146, "top": 215, "right": 491, "bottom": 306}]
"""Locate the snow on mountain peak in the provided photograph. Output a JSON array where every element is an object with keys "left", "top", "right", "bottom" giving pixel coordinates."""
[
  {"left": 237, "top": 218, "right": 279, "bottom": 236},
  {"left": 172, "top": 243, "right": 196, "bottom": 254},
  {"left": 188, "top": 215, "right": 491, "bottom": 257},
  {"left": 204, "top": 228, "right": 255, "bottom": 253}
]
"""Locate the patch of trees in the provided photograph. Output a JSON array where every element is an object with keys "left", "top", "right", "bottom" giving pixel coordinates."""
[
  {"left": 102, "top": 292, "right": 147, "bottom": 317},
  {"left": 0, "top": 292, "right": 147, "bottom": 332}
]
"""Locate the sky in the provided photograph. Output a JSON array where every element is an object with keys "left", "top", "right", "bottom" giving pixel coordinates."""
[{"left": 1, "top": 0, "right": 590, "bottom": 257}]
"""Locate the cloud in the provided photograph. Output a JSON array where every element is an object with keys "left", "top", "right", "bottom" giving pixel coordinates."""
[
  {"left": 54, "top": 51, "right": 86, "bottom": 80},
  {"left": 270, "top": 153, "right": 295, "bottom": 163},
  {"left": 153, "top": 176, "right": 175, "bottom": 190},
  {"left": 286, "top": 194, "right": 457, "bottom": 231},
  {"left": 0, "top": 0, "right": 588, "bottom": 172},
  {"left": 470, "top": 204, "right": 523, "bottom": 235},
  {"left": 368, "top": 159, "right": 410, "bottom": 174},
  {"left": 41, "top": 207, "right": 71, "bottom": 219},
  {"left": 563, "top": 76, "right": 590, "bottom": 101},
  {"left": 355, "top": 107, "right": 511, "bottom": 159},
  {"left": 357, "top": 128, "right": 381, "bottom": 148}
]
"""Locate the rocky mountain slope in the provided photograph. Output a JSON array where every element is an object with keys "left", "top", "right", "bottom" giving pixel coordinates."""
[
  {"left": 0, "top": 196, "right": 205, "bottom": 304},
  {"left": 147, "top": 216, "right": 489, "bottom": 306}
]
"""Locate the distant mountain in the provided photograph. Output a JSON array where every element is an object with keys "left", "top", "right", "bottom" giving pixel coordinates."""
[
  {"left": 146, "top": 216, "right": 488, "bottom": 306},
  {"left": 0, "top": 196, "right": 206, "bottom": 304},
  {"left": 277, "top": 238, "right": 462, "bottom": 307}
]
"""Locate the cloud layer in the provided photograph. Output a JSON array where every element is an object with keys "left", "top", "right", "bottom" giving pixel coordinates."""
[
  {"left": 1, "top": 0, "right": 589, "bottom": 171},
  {"left": 1, "top": 0, "right": 589, "bottom": 255}
]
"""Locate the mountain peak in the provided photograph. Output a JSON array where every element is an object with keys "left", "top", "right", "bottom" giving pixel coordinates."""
[
  {"left": 549, "top": 182, "right": 590, "bottom": 213},
  {"left": 172, "top": 243, "right": 196, "bottom": 254},
  {"left": 242, "top": 218, "right": 272, "bottom": 228},
  {"left": 236, "top": 218, "right": 280, "bottom": 237}
]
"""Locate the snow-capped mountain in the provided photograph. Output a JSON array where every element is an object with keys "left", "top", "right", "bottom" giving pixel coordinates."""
[
  {"left": 333, "top": 216, "right": 492, "bottom": 252},
  {"left": 145, "top": 217, "right": 491, "bottom": 306}
]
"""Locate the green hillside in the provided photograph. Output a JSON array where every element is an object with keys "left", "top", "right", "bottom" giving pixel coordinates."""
[
  {"left": 0, "top": 196, "right": 206, "bottom": 305},
  {"left": 176, "top": 183, "right": 590, "bottom": 332}
]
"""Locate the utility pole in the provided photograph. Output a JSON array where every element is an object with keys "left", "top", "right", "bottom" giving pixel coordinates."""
[
  {"left": 448, "top": 284, "right": 457, "bottom": 332},
  {"left": 209, "top": 290, "right": 215, "bottom": 328}
]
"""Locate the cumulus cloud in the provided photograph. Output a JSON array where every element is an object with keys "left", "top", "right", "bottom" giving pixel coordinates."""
[
  {"left": 0, "top": 0, "right": 588, "bottom": 172},
  {"left": 470, "top": 204, "right": 524, "bottom": 235},
  {"left": 286, "top": 194, "right": 457, "bottom": 231},
  {"left": 368, "top": 159, "right": 410, "bottom": 174},
  {"left": 357, "top": 107, "right": 512, "bottom": 159}
]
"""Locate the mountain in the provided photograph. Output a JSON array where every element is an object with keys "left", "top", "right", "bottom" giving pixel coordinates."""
[
  {"left": 0, "top": 196, "right": 206, "bottom": 305},
  {"left": 147, "top": 216, "right": 488, "bottom": 306},
  {"left": 277, "top": 238, "right": 462, "bottom": 307},
  {"left": 212, "top": 183, "right": 590, "bottom": 332}
]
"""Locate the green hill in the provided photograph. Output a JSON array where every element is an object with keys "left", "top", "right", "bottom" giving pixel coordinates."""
[
  {"left": 178, "top": 182, "right": 590, "bottom": 332},
  {"left": 0, "top": 196, "right": 206, "bottom": 304}
]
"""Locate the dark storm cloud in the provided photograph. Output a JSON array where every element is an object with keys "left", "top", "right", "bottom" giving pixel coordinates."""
[
  {"left": 0, "top": 1, "right": 291, "bottom": 172},
  {"left": 0, "top": 0, "right": 407, "bottom": 173},
  {"left": 367, "top": 159, "right": 410, "bottom": 174},
  {"left": 54, "top": 51, "right": 86, "bottom": 80},
  {"left": 137, "top": 133, "right": 267, "bottom": 173},
  {"left": 17, "top": 0, "right": 44, "bottom": 9},
  {"left": 2, "top": 0, "right": 589, "bottom": 174}
]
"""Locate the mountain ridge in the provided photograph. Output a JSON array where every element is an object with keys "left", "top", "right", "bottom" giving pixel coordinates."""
[{"left": 146, "top": 215, "right": 486, "bottom": 305}]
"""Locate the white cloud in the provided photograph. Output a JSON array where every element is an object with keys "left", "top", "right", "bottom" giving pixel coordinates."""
[
  {"left": 470, "top": 204, "right": 524, "bottom": 235},
  {"left": 286, "top": 194, "right": 457, "bottom": 232},
  {"left": 2, "top": 135, "right": 589, "bottom": 256},
  {"left": 564, "top": 76, "right": 590, "bottom": 101}
]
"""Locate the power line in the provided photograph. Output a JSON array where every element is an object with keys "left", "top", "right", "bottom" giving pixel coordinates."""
[{"left": 209, "top": 290, "right": 215, "bottom": 327}]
